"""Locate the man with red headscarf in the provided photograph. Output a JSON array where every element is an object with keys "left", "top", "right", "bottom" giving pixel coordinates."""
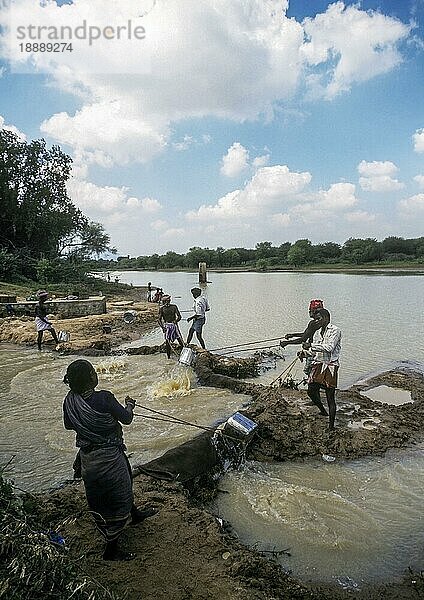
[{"left": 279, "top": 299, "right": 324, "bottom": 349}]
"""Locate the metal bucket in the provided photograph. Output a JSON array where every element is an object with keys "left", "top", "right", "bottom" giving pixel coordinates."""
[
  {"left": 179, "top": 347, "right": 196, "bottom": 367},
  {"left": 123, "top": 310, "right": 137, "bottom": 324},
  {"left": 57, "top": 330, "right": 70, "bottom": 343}
]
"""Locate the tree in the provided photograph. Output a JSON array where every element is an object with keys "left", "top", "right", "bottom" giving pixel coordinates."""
[
  {"left": 255, "top": 241, "right": 274, "bottom": 259},
  {"left": 0, "top": 130, "right": 114, "bottom": 279},
  {"left": 287, "top": 239, "right": 313, "bottom": 266},
  {"left": 341, "top": 238, "right": 381, "bottom": 264}
]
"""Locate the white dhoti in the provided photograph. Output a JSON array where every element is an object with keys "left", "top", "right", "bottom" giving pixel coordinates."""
[{"left": 35, "top": 317, "right": 52, "bottom": 332}]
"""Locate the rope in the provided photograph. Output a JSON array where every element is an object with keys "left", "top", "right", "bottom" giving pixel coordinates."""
[
  {"left": 269, "top": 356, "right": 299, "bottom": 387},
  {"left": 131, "top": 403, "right": 247, "bottom": 442},
  {"left": 218, "top": 344, "right": 281, "bottom": 355},
  {"left": 210, "top": 336, "right": 286, "bottom": 352}
]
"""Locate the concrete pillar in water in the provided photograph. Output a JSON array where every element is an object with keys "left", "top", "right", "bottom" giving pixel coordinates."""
[{"left": 198, "top": 262, "right": 207, "bottom": 284}]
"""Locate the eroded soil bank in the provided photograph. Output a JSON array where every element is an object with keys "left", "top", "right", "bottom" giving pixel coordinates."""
[{"left": 3, "top": 302, "right": 424, "bottom": 599}]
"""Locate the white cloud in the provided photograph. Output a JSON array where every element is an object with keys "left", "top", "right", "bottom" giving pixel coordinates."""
[
  {"left": 0, "top": 115, "right": 26, "bottom": 140},
  {"left": 314, "top": 182, "right": 357, "bottom": 209},
  {"left": 345, "top": 210, "right": 375, "bottom": 223},
  {"left": 358, "top": 160, "right": 404, "bottom": 192},
  {"left": 188, "top": 165, "right": 312, "bottom": 221},
  {"left": 151, "top": 219, "right": 168, "bottom": 231},
  {"left": 41, "top": 101, "right": 168, "bottom": 166},
  {"left": 67, "top": 178, "right": 162, "bottom": 218},
  {"left": 302, "top": 2, "right": 410, "bottom": 100},
  {"left": 0, "top": 0, "right": 410, "bottom": 169},
  {"left": 358, "top": 160, "right": 398, "bottom": 177},
  {"left": 413, "top": 128, "right": 424, "bottom": 153},
  {"left": 220, "top": 142, "right": 249, "bottom": 177},
  {"left": 272, "top": 212, "right": 291, "bottom": 226},
  {"left": 399, "top": 193, "right": 424, "bottom": 213},
  {"left": 252, "top": 154, "right": 270, "bottom": 168},
  {"left": 359, "top": 175, "right": 404, "bottom": 192},
  {"left": 140, "top": 197, "right": 162, "bottom": 212},
  {"left": 413, "top": 175, "right": 424, "bottom": 189}
]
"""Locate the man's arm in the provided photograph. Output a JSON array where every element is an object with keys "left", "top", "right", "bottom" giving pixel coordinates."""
[
  {"left": 280, "top": 320, "right": 320, "bottom": 347},
  {"left": 175, "top": 307, "right": 182, "bottom": 322}
]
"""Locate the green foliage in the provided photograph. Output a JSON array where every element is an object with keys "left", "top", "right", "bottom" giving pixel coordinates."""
[
  {"left": 0, "top": 130, "right": 114, "bottom": 281},
  {"left": 0, "top": 472, "right": 118, "bottom": 600}
]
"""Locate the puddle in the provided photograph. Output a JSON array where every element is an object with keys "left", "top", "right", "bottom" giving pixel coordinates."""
[{"left": 360, "top": 385, "right": 412, "bottom": 406}]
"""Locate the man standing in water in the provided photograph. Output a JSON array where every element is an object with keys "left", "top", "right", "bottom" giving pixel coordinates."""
[
  {"left": 303, "top": 308, "right": 341, "bottom": 431},
  {"left": 158, "top": 294, "right": 185, "bottom": 359},
  {"left": 186, "top": 287, "right": 209, "bottom": 349}
]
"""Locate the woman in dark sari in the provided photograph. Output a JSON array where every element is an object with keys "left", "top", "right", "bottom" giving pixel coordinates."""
[{"left": 63, "top": 359, "right": 155, "bottom": 561}]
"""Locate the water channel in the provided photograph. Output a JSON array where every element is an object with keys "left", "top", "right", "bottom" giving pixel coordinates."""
[{"left": 1, "top": 269, "right": 423, "bottom": 585}]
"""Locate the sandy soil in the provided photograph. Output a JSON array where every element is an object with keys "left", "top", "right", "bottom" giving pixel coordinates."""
[{"left": 4, "top": 290, "right": 424, "bottom": 599}]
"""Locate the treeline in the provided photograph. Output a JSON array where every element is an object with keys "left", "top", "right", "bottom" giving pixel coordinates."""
[
  {"left": 91, "top": 237, "right": 424, "bottom": 271},
  {"left": 0, "top": 130, "right": 114, "bottom": 283}
]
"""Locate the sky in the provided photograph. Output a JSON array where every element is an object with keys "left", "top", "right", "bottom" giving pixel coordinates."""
[{"left": 0, "top": 0, "right": 423, "bottom": 256}]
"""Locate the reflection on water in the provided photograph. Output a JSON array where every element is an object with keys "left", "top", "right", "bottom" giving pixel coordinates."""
[
  {"left": 360, "top": 385, "right": 413, "bottom": 405},
  {"left": 212, "top": 451, "right": 424, "bottom": 585},
  {"left": 0, "top": 348, "right": 248, "bottom": 491}
]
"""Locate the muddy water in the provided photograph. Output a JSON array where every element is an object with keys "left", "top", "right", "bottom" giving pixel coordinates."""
[
  {"left": 0, "top": 347, "right": 248, "bottom": 491},
  {"left": 213, "top": 449, "right": 424, "bottom": 586},
  {"left": 109, "top": 269, "right": 424, "bottom": 388}
]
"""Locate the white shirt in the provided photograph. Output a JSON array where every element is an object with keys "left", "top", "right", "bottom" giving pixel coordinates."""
[
  {"left": 310, "top": 323, "right": 341, "bottom": 365},
  {"left": 193, "top": 296, "right": 210, "bottom": 318}
]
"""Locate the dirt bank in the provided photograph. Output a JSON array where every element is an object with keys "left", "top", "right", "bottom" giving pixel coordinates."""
[{"left": 0, "top": 287, "right": 159, "bottom": 353}]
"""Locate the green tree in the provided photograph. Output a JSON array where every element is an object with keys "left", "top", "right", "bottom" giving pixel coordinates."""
[
  {"left": 0, "top": 130, "right": 114, "bottom": 278},
  {"left": 287, "top": 239, "right": 313, "bottom": 266}
]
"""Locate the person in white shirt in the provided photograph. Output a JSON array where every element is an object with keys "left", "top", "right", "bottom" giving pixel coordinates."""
[
  {"left": 302, "top": 308, "right": 341, "bottom": 431},
  {"left": 186, "top": 287, "right": 210, "bottom": 349}
]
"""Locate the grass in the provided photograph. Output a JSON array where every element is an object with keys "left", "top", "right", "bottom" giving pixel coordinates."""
[{"left": 0, "top": 469, "right": 120, "bottom": 600}]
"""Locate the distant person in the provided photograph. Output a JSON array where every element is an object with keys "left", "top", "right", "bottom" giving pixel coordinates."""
[
  {"left": 107, "top": 273, "right": 111, "bottom": 282},
  {"left": 158, "top": 295, "right": 185, "bottom": 359},
  {"left": 114, "top": 277, "right": 119, "bottom": 284},
  {"left": 280, "top": 299, "right": 324, "bottom": 348},
  {"left": 186, "top": 287, "right": 210, "bottom": 349},
  {"left": 303, "top": 308, "right": 341, "bottom": 431},
  {"left": 5, "top": 303, "right": 16, "bottom": 316},
  {"left": 35, "top": 290, "right": 59, "bottom": 351},
  {"left": 152, "top": 288, "right": 163, "bottom": 303},
  {"left": 63, "top": 359, "right": 156, "bottom": 561},
  {"left": 147, "top": 282, "right": 153, "bottom": 302}
]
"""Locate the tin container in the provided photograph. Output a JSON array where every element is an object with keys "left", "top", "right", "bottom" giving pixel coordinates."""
[
  {"left": 179, "top": 347, "right": 196, "bottom": 366},
  {"left": 57, "top": 330, "right": 70, "bottom": 342},
  {"left": 123, "top": 310, "right": 137, "bottom": 324},
  {"left": 226, "top": 412, "right": 257, "bottom": 436}
]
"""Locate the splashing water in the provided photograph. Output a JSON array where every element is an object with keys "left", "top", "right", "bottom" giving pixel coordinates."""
[
  {"left": 150, "top": 366, "right": 193, "bottom": 398},
  {"left": 95, "top": 358, "right": 128, "bottom": 376}
]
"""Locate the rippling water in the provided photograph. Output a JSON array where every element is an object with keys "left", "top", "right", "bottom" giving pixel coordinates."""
[
  {"left": 109, "top": 269, "right": 424, "bottom": 387},
  {"left": 213, "top": 450, "right": 424, "bottom": 584},
  {"left": 0, "top": 349, "right": 248, "bottom": 491}
]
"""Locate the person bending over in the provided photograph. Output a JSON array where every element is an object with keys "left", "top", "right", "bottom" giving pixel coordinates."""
[
  {"left": 63, "top": 359, "right": 156, "bottom": 561},
  {"left": 158, "top": 294, "right": 184, "bottom": 359}
]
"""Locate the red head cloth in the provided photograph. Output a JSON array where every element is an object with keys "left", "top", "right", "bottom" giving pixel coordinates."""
[{"left": 309, "top": 299, "right": 324, "bottom": 311}]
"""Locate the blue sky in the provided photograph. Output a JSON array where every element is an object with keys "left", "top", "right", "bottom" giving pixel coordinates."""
[{"left": 1, "top": 0, "right": 423, "bottom": 255}]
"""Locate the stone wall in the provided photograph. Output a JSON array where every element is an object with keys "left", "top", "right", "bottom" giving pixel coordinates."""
[{"left": 2, "top": 297, "right": 106, "bottom": 319}]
